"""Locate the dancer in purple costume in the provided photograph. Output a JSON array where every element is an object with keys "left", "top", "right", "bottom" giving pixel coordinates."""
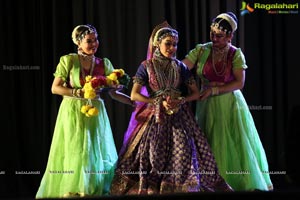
[{"left": 110, "top": 22, "right": 233, "bottom": 195}]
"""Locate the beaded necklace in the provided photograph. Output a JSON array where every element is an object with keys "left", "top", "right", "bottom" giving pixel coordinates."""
[
  {"left": 211, "top": 44, "right": 230, "bottom": 77},
  {"left": 153, "top": 50, "right": 179, "bottom": 88},
  {"left": 79, "top": 55, "right": 95, "bottom": 81},
  {"left": 78, "top": 49, "right": 95, "bottom": 61}
]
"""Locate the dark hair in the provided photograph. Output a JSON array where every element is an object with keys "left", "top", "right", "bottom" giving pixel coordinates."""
[
  {"left": 72, "top": 24, "right": 98, "bottom": 45},
  {"left": 214, "top": 18, "right": 231, "bottom": 32},
  {"left": 212, "top": 12, "right": 238, "bottom": 34},
  {"left": 156, "top": 28, "right": 179, "bottom": 44}
]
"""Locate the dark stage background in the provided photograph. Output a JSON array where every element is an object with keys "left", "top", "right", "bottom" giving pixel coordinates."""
[{"left": 1, "top": 0, "right": 299, "bottom": 198}]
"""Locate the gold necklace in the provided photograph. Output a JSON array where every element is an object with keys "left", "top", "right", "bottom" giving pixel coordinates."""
[
  {"left": 80, "top": 57, "right": 95, "bottom": 80},
  {"left": 211, "top": 44, "right": 230, "bottom": 77},
  {"left": 153, "top": 60, "right": 178, "bottom": 89},
  {"left": 78, "top": 50, "right": 95, "bottom": 61}
]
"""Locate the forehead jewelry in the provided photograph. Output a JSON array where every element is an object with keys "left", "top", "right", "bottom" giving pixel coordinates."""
[
  {"left": 210, "top": 19, "right": 231, "bottom": 34},
  {"left": 76, "top": 27, "right": 97, "bottom": 42}
]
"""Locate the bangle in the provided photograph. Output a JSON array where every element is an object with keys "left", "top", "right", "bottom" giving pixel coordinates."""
[
  {"left": 71, "top": 88, "right": 76, "bottom": 97},
  {"left": 153, "top": 97, "right": 161, "bottom": 105},
  {"left": 178, "top": 97, "right": 186, "bottom": 105},
  {"left": 211, "top": 87, "right": 219, "bottom": 96},
  {"left": 75, "top": 89, "right": 82, "bottom": 98}
]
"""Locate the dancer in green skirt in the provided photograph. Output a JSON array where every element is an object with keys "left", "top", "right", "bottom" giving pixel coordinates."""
[
  {"left": 182, "top": 12, "right": 273, "bottom": 191},
  {"left": 36, "top": 24, "right": 133, "bottom": 198}
]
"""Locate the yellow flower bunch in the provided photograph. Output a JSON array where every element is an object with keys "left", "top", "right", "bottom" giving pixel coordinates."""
[
  {"left": 80, "top": 68, "right": 130, "bottom": 117},
  {"left": 81, "top": 103, "right": 99, "bottom": 117},
  {"left": 106, "top": 69, "right": 125, "bottom": 86},
  {"left": 83, "top": 76, "right": 97, "bottom": 99},
  {"left": 81, "top": 75, "right": 101, "bottom": 117}
]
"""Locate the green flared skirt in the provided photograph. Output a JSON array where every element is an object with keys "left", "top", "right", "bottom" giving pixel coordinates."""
[
  {"left": 195, "top": 90, "right": 273, "bottom": 191},
  {"left": 36, "top": 96, "right": 118, "bottom": 198}
]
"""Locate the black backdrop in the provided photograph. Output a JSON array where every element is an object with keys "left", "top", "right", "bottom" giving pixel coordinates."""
[{"left": 1, "top": 0, "right": 299, "bottom": 198}]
